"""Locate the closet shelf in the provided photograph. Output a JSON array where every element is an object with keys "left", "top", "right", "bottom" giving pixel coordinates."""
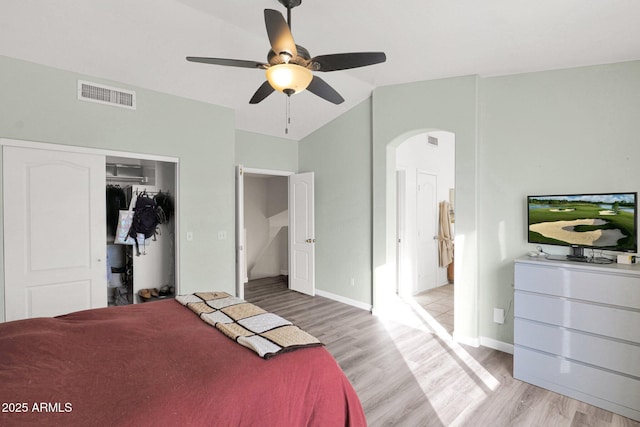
[{"left": 106, "top": 162, "right": 151, "bottom": 184}]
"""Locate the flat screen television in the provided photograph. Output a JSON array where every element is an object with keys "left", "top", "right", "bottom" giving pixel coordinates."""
[{"left": 527, "top": 192, "right": 638, "bottom": 259}]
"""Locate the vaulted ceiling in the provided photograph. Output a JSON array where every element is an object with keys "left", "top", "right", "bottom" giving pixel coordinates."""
[{"left": 2, "top": 0, "right": 639, "bottom": 140}]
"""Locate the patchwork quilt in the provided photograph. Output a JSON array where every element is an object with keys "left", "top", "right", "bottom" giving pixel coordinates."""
[{"left": 176, "top": 291, "right": 322, "bottom": 358}]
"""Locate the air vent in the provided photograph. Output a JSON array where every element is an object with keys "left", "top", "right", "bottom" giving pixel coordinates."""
[
  {"left": 78, "top": 80, "right": 136, "bottom": 110},
  {"left": 427, "top": 135, "right": 439, "bottom": 146}
]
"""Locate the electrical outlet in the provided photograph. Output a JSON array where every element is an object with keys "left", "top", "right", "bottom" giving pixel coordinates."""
[
  {"left": 186, "top": 231, "right": 193, "bottom": 241},
  {"left": 350, "top": 278, "right": 355, "bottom": 287},
  {"left": 493, "top": 308, "right": 505, "bottom": 324}
]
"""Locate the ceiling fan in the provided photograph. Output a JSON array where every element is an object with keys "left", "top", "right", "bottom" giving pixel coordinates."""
[{"left": 186, "top": 0, "right": 386, "bottom": 105}]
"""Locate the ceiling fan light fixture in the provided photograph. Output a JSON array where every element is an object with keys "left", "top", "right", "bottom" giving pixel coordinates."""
[{"left": 266, "top": 63, "right": 313, "bottom": 95}]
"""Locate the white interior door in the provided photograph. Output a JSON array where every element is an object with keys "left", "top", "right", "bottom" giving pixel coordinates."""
[
  {"left": 416, "top": 171, "right": 438, "bottom": 293},
  {"left": 289, "top": 172, "right": 315, "bottom": 296},
  {"left": 235, "top": 165, "right": 246, "bottom": 299},
  {"left": 396, "top": 170, "right": 408, "bottom": 296},
  {"left": 3, "top": 146, "right": 107, "bottom": 321}
]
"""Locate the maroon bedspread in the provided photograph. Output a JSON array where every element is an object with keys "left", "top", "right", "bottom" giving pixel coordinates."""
[{"left": 0, "top": 300, "right": 366, "bottom": 427}]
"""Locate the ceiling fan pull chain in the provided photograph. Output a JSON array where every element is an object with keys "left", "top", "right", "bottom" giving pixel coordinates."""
[{"left": 285, "top": 96, "right": 290, "bottom": 134}]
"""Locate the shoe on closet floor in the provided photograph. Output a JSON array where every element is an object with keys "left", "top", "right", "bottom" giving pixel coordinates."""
[{"left": 138, "top": 289, "right": 151, "bottom": 300}]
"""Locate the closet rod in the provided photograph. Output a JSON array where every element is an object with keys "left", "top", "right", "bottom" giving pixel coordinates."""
[
  {"left": 106, "top": 176, "right": 149, "bottom": 183},
  {"left": 135, "top": 189, "right": 168, "bottom": 196}
]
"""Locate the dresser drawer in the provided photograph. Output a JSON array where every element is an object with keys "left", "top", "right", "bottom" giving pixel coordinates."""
[
  {"left": 515, "top": 291, "right": 640, "bottom": 343},
  {"left": 515, "top": 263, "right": 640, "bottom": 309},
  {"left": 514, "top": 346, "right": 640, "bottom": 420},
  {"left": 515, "top": 318, "right": 640, "bottom": 377}
]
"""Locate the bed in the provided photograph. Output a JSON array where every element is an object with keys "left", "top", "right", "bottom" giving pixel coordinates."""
[{"left": 0, "top": 296, "right": 366, "bottom": 426}]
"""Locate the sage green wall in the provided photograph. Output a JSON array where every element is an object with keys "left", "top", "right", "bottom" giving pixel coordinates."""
[
  {"left": 478, "top": 60, "right": 640, "bottom": 344},
  {"left": 298, "top": 100, "right": 373, "bottom": 304},
  {"left": 0, "top": 56, "right": 236, "bottom": 321},
  {"left": 235, "top": 130, "right": 298, "bottom": 171}
]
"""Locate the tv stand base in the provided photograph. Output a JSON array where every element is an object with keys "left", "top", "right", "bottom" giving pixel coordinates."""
[{"left": 545, "top": 254, "right": 613, "bottom": 264}]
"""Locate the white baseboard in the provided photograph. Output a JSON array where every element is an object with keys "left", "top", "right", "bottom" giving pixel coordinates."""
[
  {"left": 451, "top": 333, "right": 513, "bottom": 354},
  {"left": 453, "top": 333, "right": 480, "bottom": 348},
  {"left": 315, "top": 289, "right": 372, "bottom": 312},
  {"left": 479, "top": 336, "right": 514, "bottom": 354}
]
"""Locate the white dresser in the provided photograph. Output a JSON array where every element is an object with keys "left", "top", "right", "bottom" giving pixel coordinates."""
[{"left": 514, "top": 257, "right": 640, "bottom": 422}]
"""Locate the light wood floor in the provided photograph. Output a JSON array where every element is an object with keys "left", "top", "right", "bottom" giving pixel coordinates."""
[{"left": 245, "top": 277, "right": 639, "bottom": 427}]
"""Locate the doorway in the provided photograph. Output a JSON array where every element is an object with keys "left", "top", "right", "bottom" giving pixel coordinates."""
[
  {"left": 243, "top": 173, "right": 289, "bottom": 282},
  {"left": 394, "top": 130, "right": 455, "bottom": 333},
  {"left": 235, "top": 167, "right": 315, "bottom": 299}
]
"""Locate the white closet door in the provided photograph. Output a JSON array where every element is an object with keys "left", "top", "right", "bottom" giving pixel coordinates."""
[{"left": 3, "top": 146, "right": 107, "bottom": 321}]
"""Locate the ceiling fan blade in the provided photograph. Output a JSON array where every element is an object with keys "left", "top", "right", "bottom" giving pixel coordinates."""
[
  {"left": 249, "top": 81, "right": 276, "bottom": 104},
  {"left": 186, "top": 57, "right": 267, "bottom": 69},
  {"left": 310, "top": 52, "right": 386, "bottom": 72},
  {"left": 306, "top": 76, "right": 344, "bottom": 105},
  {"left": 264, "top": 9, "right": 297, "bottom": 58}
]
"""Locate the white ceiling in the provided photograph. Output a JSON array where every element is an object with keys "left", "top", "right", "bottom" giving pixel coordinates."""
[{"left": 2, "top": 0, "right": 639, "bottom": 140}]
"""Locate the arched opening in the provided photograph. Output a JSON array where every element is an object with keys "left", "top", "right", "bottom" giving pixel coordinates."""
[
  {"left": 371, "top": 76, "right": 480, "bottom": 346},
  {"left": 375, "top": 129, "right": 457, "bottom": 337},
  {"left": 396, "top": 130, "right": 455, "bottom": 333}
]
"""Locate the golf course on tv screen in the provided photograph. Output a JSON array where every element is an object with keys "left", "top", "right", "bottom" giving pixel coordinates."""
[{"left": 528, "top": 193, "right": 637, "bottom": 251}]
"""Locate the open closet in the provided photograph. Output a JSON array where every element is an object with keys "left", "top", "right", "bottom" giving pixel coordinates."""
[
  {"left": 2, "top": 140, "right": 178, "bottom": 321},
  {"left": 105, "top": 156, "right": 177, "bottom": 306}
]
